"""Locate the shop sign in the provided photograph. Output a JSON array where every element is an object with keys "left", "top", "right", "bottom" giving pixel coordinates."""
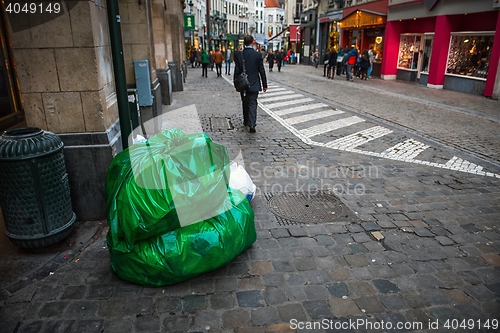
[
  {"left": 184, "top": 14, "right": 195, "bottom": 30},
  {"left": 340, "top": 11, "right": 385, "bottom": 29}
]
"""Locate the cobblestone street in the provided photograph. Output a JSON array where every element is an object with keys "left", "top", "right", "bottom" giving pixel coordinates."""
[{"left": 1, "top": 64, "right": 499, "bottom": 333}]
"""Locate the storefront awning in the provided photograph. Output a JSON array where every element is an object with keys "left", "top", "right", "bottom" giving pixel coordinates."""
[
  {"left": 288, "top": 25, "right": 301, "bottom": 42},
  {"left": 339, "top": 10, "right": 386, "bottom": 29},
  {"left": 268, "top": 26, "right": 289, "bottom": 42}
]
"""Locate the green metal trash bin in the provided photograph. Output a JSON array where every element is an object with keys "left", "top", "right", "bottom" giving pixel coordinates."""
[{"left": 0, "top": 127, "right": 76, "bottom": 249}]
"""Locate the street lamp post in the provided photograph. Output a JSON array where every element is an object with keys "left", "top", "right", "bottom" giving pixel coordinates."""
[
  {"left": 279, "top": 15, "right": 284, "bottom": 50},
  {"left": 188, "top": 0, "right": 194, "bottom": 47},
  {"left": 206, "top": 0, "right": 210, "bottom": 50}
]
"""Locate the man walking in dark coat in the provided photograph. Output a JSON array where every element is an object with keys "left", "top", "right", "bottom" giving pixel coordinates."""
[
  {"left": 276, "top": 49, "right": 284, "bottom": 72},
  {"left": 233, "top": 35, "right": 268, "bottom": 133}
]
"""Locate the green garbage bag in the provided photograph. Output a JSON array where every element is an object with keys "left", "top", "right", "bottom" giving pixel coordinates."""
[{"left": 105, "top": 129, "right": 256, "bottom": 286}]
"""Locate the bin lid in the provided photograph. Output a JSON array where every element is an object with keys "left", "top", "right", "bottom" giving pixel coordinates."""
[{"left": 0, "top": 127, "right": 63, "bottom": 160}]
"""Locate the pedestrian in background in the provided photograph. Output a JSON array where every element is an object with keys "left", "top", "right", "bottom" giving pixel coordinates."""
[
  {"left": 312, "top": 48, "right": 319, "bottom": 67},
  {"left": 201, "top": 49, "right": 209, "bottom": 77},
  {"left": 233, "top": 35, "right": 268, "bottom": 133},
  {"left": 190, "top": 48, "right": 196, "bottom": 68},
  {"left": 327, "top": 48, "right": 338, "bottom": 79},
  {"left": 359, "top": 49, "right": 370, "bottom": 80},
  {"left": 354, "top": 53, "right": 361, "bottom": 78},
  {"left": 214, "top": 48, "right": 224, "bottom": 77},
  {"left": 196, "top": 48, "right": 202, "bottom": 67},
  {"left": 260, "top": 48, "right": 267, "bottom": 60},
  {"left": 209, "top": 50, "right": 214, "bottom": 71},
  {"left": 345, "top": 45, "right": 358, "bottom": 82},
  {"left": 276, "top": 49, "right": 284, "bottom": 72},
  {"left": 323, "top": 48, "right": 330, "bottom": 77},
  {"left": 225, "top": 48, "right": 233, "bottom": 75},
  {"left": 337, "top": 45, "right": 348, "bottom": 76},
  {"left": 367, "top": 46, "right": 374, "bottom": 79},
  {"left": 267, "top": 50, "right": 275, "bottom": 72}
]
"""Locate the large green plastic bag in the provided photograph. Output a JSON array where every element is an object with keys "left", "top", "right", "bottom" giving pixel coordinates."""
[{"left": 105, "top": 129, "right": 256, "bottom": 286}]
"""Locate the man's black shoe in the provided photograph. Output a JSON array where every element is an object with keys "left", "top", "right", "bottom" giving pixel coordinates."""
[{"left": 249, "top": 127, "right": 256, "bottom": 133}]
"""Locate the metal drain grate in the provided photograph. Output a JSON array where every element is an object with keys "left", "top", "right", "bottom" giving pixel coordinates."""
[
  {"left": 210, "top": 117, "right": 234, "bottom": 131},
  {"left": 265, "top": 192, "right": 360, "bottom": 226}
]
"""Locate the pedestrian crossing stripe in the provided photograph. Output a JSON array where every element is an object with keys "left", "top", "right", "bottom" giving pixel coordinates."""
[
  {"left": 300, "top": 116, "right": 365, "bottom": 138},
  {"left": 265, "top": 98, "right": 315, "bottom": 109},
  {"left": 256, "top": 85, "right": 500, "bottom": 178},
  {"left": 286, "top": 110, "right": 345, "bottom": 125},
  {"left": 445, "top": 156, "right": 483, "bottom": 173},
  {"left": 258, "top": 93, "right": 304, "bottom": 103},
  {"left": 324, "top": 126, "right": 393, "bottom": 150},
  {"left": 275, "top": 103, "right": 329, "bottom": 116},
  {"left": 381, "top": 138, "right": 429, "bottom": 160},
  {"left": 259, "top": 90, "right": 295, "bottom": 98},
  {"left": 265, "top": 88, "right": 287, "bottom": 92}
]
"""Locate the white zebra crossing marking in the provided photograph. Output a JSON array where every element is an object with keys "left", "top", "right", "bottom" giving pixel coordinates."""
[
  {"left": 265, "top": 87, "right": 287, "bottom": 92},
  {"left": 245, "top": 81, "right": 500, "bottom": 178},
  {"left": 381, "top": 138, "right": 429, "bottom": 160},
  {"left": 445, "top": 156, "right": 483, "bottom": 172},
  {"left": 325, "top": 126, "right": 393, "bottom": 149},
  {"left": 286, "top": 110, "right": 345, "bottom": 125},
  {"left": 265, "top": 98, "right": 314, "bottom": 109},
  {"left": 260, "top": 90, "right": 295, "bottom": 98},
  {"left": 275, "top": 103, "right": 329, "bottom": 116},
  {"left": 300, "top": 116, "right": 365, "bottom": 138},
  {"left": 258, "top": 93, "right": 304, "bottom": 103}
]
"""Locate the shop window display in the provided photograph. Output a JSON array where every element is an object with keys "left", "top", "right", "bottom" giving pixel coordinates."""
[
  {"left": 373, "top": 36, "right": 383, "bottom": 62},
  {"left": 446, "top": 34, "right": 494, "bottom": 79},
  {"left": 398, "top": 35, "right": 421, "bottom": 70}
]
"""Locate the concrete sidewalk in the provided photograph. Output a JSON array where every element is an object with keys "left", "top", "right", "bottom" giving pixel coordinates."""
[{"left": 0, "top": 64, "right": 499, "bottom": 333}]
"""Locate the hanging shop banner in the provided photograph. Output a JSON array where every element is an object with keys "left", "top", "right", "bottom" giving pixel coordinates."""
[
  {"left": 184, "top": 14, "right": 195, "bottom": 30},
  {"left": 339, "top": 10, "right": 386, "bottom": 29}
]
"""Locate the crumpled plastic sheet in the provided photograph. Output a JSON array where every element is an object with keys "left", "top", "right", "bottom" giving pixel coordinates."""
[{"left": 105, "top": 129, "right": 256, "bottom": 286}]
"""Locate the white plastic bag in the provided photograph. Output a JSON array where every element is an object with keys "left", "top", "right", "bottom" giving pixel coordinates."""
[{"left": 229, "top": 162, "right": 256, "bottom": 201}]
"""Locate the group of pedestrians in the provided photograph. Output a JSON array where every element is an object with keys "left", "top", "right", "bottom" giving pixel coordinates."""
[
  {"left": 320, "top": 45, "right": 375, "bottom": 81},
  {"left": 266, "top": 48, "right": 286, "bottom": 72},
  {"left": 195, "top": 47, "right": 235, "bottom": 78},
  {"left": 189, "top": 48, "right": 202, "bottom": 68}
]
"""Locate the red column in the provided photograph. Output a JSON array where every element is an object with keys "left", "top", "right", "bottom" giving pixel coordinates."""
[
  {"left": 380, "top": 20, "right": 401, "bottom": 79},
  {"left": 484, "top": 11, "right": 500, "bottom": 97},
  {"left": 427, "top": 15, "right": 452, "bottom": 88}
]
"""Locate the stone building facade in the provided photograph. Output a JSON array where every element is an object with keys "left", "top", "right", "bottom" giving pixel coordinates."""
[{"left": 1, "top": 0, "right": 186, "bottom": 220}]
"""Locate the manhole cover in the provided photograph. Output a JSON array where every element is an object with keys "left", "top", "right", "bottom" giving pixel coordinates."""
[
  {"left": 210, "top": 117, "right": 233, "bottom": 131},
  {"left": 267, "top": 192, "right": 353, "bottom": 224}
]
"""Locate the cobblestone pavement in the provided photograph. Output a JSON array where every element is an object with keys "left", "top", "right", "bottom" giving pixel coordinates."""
[{"left": 1, "top": 65, "right": 499, "bottom": 333}]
